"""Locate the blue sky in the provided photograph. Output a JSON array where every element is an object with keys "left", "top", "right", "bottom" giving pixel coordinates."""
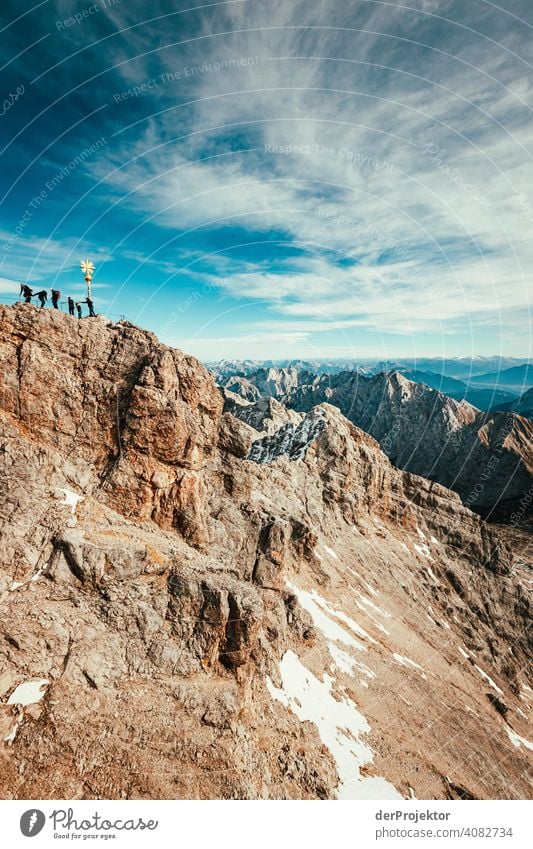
[{"left": 0, "top": 0, "right": 532, "bottom": 360}]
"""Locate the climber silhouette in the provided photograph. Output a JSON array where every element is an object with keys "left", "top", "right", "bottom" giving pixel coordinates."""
[
  {"left": 76, "top": 302, "right": 82, "bottom": 319},
  {"left": 84, "top": 296, "right": 96, "bottom": 317},
  {"left": 20, "top": 284, "right": 33, "bottom": 304},
  {"left": 35, "top": 290, "right": 47, "bottom": 308},
  {"left": 51, "top": 289, "right": 60, "bottom": 309},
  {"left": 68, "top": 297, "right": 75, "bottom": 316}
]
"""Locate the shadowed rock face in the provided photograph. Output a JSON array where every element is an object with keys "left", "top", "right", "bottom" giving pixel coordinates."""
[{"left": 0, "top": 304, "right": 531, "bottom": 801}]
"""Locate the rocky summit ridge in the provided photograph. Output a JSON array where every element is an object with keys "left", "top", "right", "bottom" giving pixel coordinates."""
[{"left": 0, "top": 304, "right": 531, "bottom": 800}]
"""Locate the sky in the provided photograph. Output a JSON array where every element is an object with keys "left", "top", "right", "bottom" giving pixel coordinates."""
[{"left": 0, "top": 0, "right": 532, "bottom": 361}]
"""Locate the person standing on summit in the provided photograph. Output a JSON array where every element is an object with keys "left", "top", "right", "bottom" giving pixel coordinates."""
[
  {"left": 84, "top": 296, "right": 96, "bottom": 317},
  {"left": 35, "top": 290, "right": 48, "bottom": 308},
  {"left": 51, "top": 289, "right": 60, "bottom": 309},
  {"left": 19, "top": 284, "right": 33, "bottom": 303},
  {"left": 67, "top": 296, "right": 75, "bottom": 316}
]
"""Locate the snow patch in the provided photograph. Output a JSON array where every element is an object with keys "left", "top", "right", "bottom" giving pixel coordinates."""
[
  {"left": 58, "top": 488, "right": 84, "bottom": 515},
  {"left": 506, "top": 728, "right": 533, "bottom": 752},
  {"left": 328, "top": 643, "right": 376, "bottom": 681},
  {"left": 393, "top": 654, "right": 426, "bottom": 678},
  {"left": 3, "top": 719, "right": 21, "bottom": 744},
  {"left": 287, "top": 582, "right": 377, "bottom": 648},
  {"left": 363, "top": 580, "right": 379, "bottom": 598},
  {"left": 323, "top": 545, "right": 338, "bottom": 560},
  {"left": 414, "top": 543, "right": 433, "bottom": 560},
  {"left": 475, "top": 665, "right": 503, "bottom": 696},
  {"left": 354, "top": 600, "right": 390, "bottom": 635},
  {"left": 9, "top": 566, "right": 46, "bottom": 592},
  {"left": 287, "top": 582, "right": 366, "bottom": 651},
  {"left": 267, "top": 650, "right": 402, "bottom": 799},
  {"left": 326, "top": 602, "right": 378, "bottom": 646},
  {"left": 7, "top": 679, "right": 49, "bottom": 706},
  {"left": 247, "top": 410, "right": 326, "bottom": 463},
  {"left": 357, "top": 593, "right": 391, "bottom": 619}
]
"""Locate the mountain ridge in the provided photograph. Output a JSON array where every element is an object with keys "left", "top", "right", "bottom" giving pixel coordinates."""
[
  {"left": 0, "top": 304, "right": 531, "bottom": 800},
  {"left": 220, "top": 365, "right": 533, "bottom": 521}
]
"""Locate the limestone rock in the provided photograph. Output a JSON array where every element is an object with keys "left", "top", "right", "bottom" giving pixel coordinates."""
[{"left": 0, "top": 304, "right": 531, "bottom": 801}]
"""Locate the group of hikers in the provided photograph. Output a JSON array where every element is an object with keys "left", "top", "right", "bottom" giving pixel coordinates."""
[{"left": 19, "top": 284, "right": 96, "bottom": 318}]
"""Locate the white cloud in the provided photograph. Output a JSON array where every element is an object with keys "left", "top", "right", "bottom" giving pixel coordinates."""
[{"left": 90, "top": 0, "right": 532, "bottom": 351}]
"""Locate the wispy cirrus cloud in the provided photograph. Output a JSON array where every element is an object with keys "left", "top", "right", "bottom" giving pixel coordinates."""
[{"left": 1, "top": 0, "right": 531, "bottom": 357}]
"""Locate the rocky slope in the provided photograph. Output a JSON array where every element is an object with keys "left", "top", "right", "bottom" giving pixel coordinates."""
[
  {"left": 219, "top": 366, "right": 315, "bottom": 402},
  {"left": 258, "top": 368, "right": 533, "bottom": 521},
  {"left": 0, "top": 304, "right": 531, "bottom": 800},
  {"left": 222, "top": 391, "right": 303, "bottom": 435}
]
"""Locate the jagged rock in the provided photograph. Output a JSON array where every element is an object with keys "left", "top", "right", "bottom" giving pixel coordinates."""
[
  {"left": 218, "top": 412, "right": 255, "bottom": 457},
  {"left": 223, "top": 392, "right": 302, "bottom": 435},
  {"left": 0, "top": 304, "right": 531, "bottom": 801},
  {"left": 236, "top": 367, "right": 533, "bottom": 521}
]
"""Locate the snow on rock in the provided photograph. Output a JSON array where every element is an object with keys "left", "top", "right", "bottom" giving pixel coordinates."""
[
  {"left": 326, "top": 603, "right": 378, "bottom": 646},
  {"left": 267, "top": 650, "right": 402, "bottom": 799},
  {"left": 328, "top": 643, "right": 376, "bottom": 682},
  {"left": 9, "top": 566, "right": 46, "bottom": 593},
  {"left": 247, "top": 409, "right": 326, "bottom": 463},
  {"left": 424, "top": 565, "right": 439, "bottom": 583},
  {"left": 475, "top": 665, "right": 504, "bottom": 696},
  {"left": 58, "top": 488, "right": 84, "bottom": 515},
  {"left": 3, "top": 720, "right": 21, "bottom": 744},
  {"left": 323, "top": 545, "right": 338, "bottom": 560},
  {"left": 288, "top": 582, "right": 378, "bottom": 647},
  {"left": 354, "top": 599, "right": 390, "bottom": 635},
  {"left": 357, "top": 593, "right": 391, "bottom": 619},
  {"left": 286, "top": 581, "right": 366, "bottom": 650},
  {"left": 506, "top": 728, "right": 533, "bottom": 752},
  {"left": 7, "top": 679, "right": 49, "bottom": 706},
  {"left": 363, "top": 580, "right": 379, "bottom": 598},
  {"left": 393, "top": 654, "right": 426, "bottom": 678}
]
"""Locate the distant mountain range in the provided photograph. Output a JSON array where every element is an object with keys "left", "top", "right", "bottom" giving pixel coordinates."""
[
  {"left": 494, "top": 387, "right": 533, "bottom": 420},
  {"left": 467, "top": 364, "right": 533, "bottom": 393},
  {"left": 210, "top": 357, "right": 533, "bottom": 413},
  {"left": 210, "top": 356, "right": 531, "bottom": 378},
  {"left": 399, "top": 370, "right": 518, "bottom": 412}
]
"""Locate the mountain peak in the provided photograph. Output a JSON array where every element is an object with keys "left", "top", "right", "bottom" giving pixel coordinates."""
[{"left": 0, "top": 303, "right": 530, "bottom": 801}]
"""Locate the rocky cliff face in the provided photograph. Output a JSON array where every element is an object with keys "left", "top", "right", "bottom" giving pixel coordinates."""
[
  {"left": 219, "top": 366, "right": 315, "bottom": 402},
  {"left": 276, "top": 369, "right": 533, "bottom": 521},
  {"left": 222, "top": 391, "right": 303, "bottom": 435},
  {"left": 0, "top": 304, "right": 531, "bottom": 800}
]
